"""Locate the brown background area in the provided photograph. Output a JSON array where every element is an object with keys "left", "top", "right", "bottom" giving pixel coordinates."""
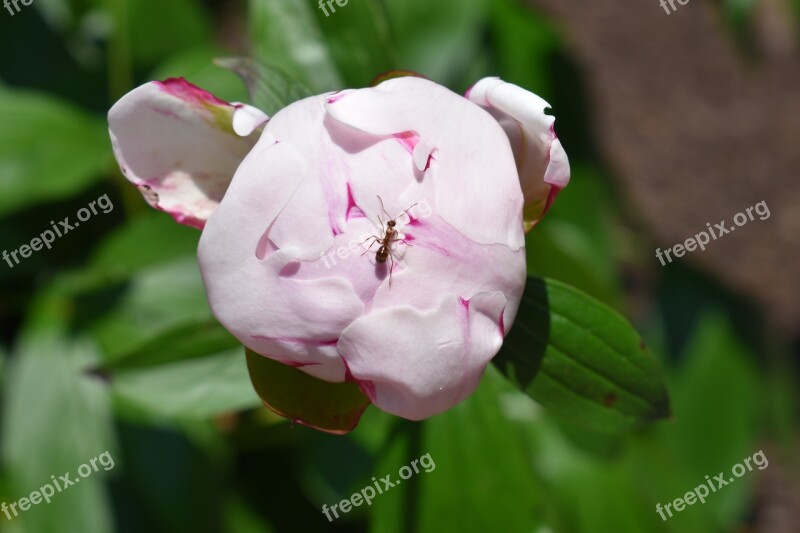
[{"left": 527, "top": 0, "right": 800, "bottom": 332}]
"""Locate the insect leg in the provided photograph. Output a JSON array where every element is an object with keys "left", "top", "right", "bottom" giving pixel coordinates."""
[
  {"left": 387, "top": 250, "right": 395, "bottom": 286},
  {"left": 359, "top": 236, "right": 381, "bottom": 255}
]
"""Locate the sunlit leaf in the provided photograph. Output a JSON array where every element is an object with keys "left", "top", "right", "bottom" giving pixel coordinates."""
[
  {"left": 494, "top": 277, "right": 671, "bottom": 432},
  {"left": 382, "top": 0, "right": 486, "bottom": 87},
  {"left": 214, "top": 57, "right": 312, "bottom": 116},
  {"left": 111, "top": 348, "right": 260, "bottom": 419},
  {"left": 248, "top": 0, "right": 342, "bottom": 93},
  {"left": 313, "top": 0, "right": 396, "bottom": 87}
]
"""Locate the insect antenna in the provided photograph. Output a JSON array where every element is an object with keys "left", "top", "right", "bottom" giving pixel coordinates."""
[{"left": 376, "top": 195, "right": 392, "bottom": 222}]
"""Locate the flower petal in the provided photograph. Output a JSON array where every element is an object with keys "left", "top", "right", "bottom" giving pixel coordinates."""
[
  {"left": 467, "top": 77, "right": 571, "bottom": 231},
  {"left": 261, "top": 95, "right": 418, "bottom": 261},
  {"left": 108, "top": 78, "right": 266, "bottom": 229},
  {"left": 325, "top": 77, "right": 525, "bottom": 250},
  {"left": 369, "top": 213, "right": 527, "bottom": 330},
  {"left": 198, "top": 137, "right": 364, "bottom": 382},
  {"left": 232, "top": 102, "right": 270, "bottom": 136},
  {"left": 338, "top": 291, "right": 507, "bottom": 420}
]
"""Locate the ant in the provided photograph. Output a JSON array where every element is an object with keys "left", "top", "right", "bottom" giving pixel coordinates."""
[{"left": 361, "top": 196, "right": 418, "bottom": 285}]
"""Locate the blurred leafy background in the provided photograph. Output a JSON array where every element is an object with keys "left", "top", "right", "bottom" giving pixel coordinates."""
[{"left": 0, "top": 0, "right": 798, "bottom": 532}]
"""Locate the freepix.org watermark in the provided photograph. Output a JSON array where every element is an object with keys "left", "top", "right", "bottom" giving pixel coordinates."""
[
  {"left": 660, "top": 0, "right": 691, "bottom": 15},
  {"left": 1, "top": 451, "right": 115, "bottom": 521},
  {"left": 655, "top": 200, "right": 770, "bottom": 266},
  {"left": 2, "top": 193, "right": 114, "bottom": 270},
  {"left": 655, "top": 449, "right": 768, "bottom": 521},
  {"left": 321, "top": 453, "right": 436, "bottom": 522},
  {"left": 3, "top": 0, "right": 34, "bottom": 16},
  {"left": 317, "top": 0, "right": 348, "bottom": 17}
]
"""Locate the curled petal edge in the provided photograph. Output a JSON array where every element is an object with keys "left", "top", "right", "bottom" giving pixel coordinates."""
[{"left": 108, "top": 78, "right": 268, "bottom": 229}]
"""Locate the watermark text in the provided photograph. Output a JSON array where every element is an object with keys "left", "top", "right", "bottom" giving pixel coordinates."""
[
  {"left": 656, "top": 200, "right": 770, "bottom": 266},
  {"left": 3, "top": 193, "right": 114, "bottom": 270},
  {"left": 322, "top": 452, "right": 435, "bottom": 521},
  {"left": 1, "top": 451, "right": 115, "bottom": 521},
  {"left": 655, "top": 449, "right": 768, "bottom": 521}
]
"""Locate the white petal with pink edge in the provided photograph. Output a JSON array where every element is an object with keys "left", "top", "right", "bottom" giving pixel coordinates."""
[
  {"left": 467, "top": 77, "right": 570, "bottom": 230},
  {"left": 338, "top": 291, "right": 507, "bottom": 420},
  {"left": 108, "top": 78, "right": 267, "bottom": 229}
]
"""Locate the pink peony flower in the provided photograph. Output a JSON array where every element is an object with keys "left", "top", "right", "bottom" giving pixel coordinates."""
[{"left": 108, "top": 75, "right": 569, "bottom": 421}]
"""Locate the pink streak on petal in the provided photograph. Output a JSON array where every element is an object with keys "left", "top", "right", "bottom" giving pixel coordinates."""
[
  {"left": 150, "top": 107, "right": 181, "bottom": 119},
  {"left": 251, "top": 335, "right": 339, "bottom": 347},
  {"left": 458, "top": 296, "right": 472, "bottom": 341},
  {"left": 499, "top": 310, "right": 506, "bottom": 337},
  {"left": 326, "top": 91, "right": 348, "bottom": 104},
  {"left": 464, "top": 81, "right": 478, "bottom": 100},
  {"left": 401, "top": 219, "right": 452, "bottom": 257},
  {"left": 155, "top": 77, "right": 232, "bottom": 108},
  {"left": 279, "top": 261, "right": 301, "bottom": 277},
  {"left": 169, "top": 212, "right": 205, "bottom": 230},
  {"left": 345, "top": 182, "right": 365, "bottom": 221},
  {"left": 359, "top": 380, "right": 376, "bottom": 401},
  {"left": 424, "top": 151, "right": 437, "bottom": 170},
  {"left": 342, "top": 357, "right": 357, "bottom": 383},
  {"left": 393, "top": 131, "right": 419, "bottom": 154},
  {"left": 274, "top": 359, "right": 321, "bottom": 368},
  {"left": 136, "top": 181, "right": 206, "bottom": 229}
]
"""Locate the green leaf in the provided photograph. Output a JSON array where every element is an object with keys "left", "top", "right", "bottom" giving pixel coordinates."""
[
  {"left": 493, "top": 277, "right": 671, "bottom": 432},
  {"left": 76, "top": 257, "right": 212, "bottom": 363},
  {"left": 88, "top": 211, "right": 199, "bottom": 276},
  {"left": 490, "top": 0, "right": 560, "bottom": 100},
  {"left": 110, "top": 348, "right": 261, "bottom": 420},
  {"left": 55, "top": 217, "right": 233, "bottom": 371},
  {"left": 127, "top": 0, "right": 213, "bottom": 67},
  {"left": 371, "top": 368, "right": 552, "bottom": 532},
  {"left": 0, "top": 89, "right": 112, "bottom": 216},
  {"left": 245, "top": 349, "right": 370, "bottom": 434},
  {"left": 99, "top": 319, "right": 239, "bottom": 371},
  {"left": 383, "top": 0, "right": 487, "bottom": 87},
  {"left": 225, "top": 495, "right": 277, "bottom": 533},
  {"left": 214, "top": 58, "right": 312, "bottom": 116},
  {"left": 526, "top": 220, "right": 619, "bottom": 307},
  {"left": 657, "top": 313, "right": 761, "bottom": 528},
  {"left": 1, "top": 318, "right": 114, "bottom": 532},
  {"left": 248, "top": 0, "right": 342, "bottom": 93},
  {"left": 313, "top": 0, "right": 396, "bottom": 87},
  {"left": 526, "top": 164, "right": 621, "bottom": 307}
]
